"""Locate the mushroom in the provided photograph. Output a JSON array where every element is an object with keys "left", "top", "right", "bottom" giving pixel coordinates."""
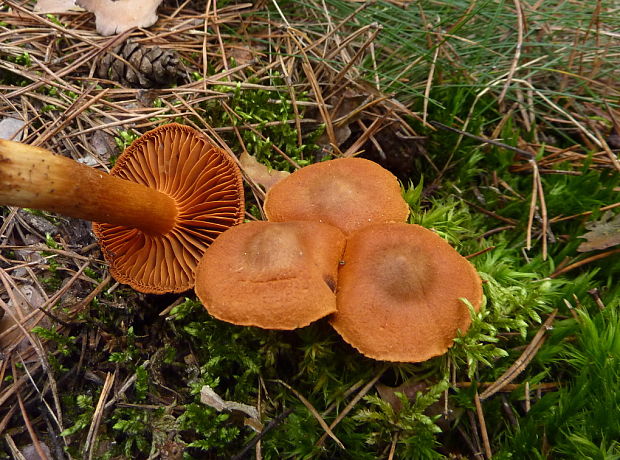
[
  {"left": 76, "top": 0, "right": 163, "bottom": 36},
  {"left": 194, "top": 221, "right": 346, "bottom": 329},
  {"left": 0, "top": 123, "right": 244, "bottom": 293},
  {"left": 263, "top": 157, "right": 410, "bottom": 235},
  {"left": 330, "top": 223, "right": 483, "bottom": 362}
]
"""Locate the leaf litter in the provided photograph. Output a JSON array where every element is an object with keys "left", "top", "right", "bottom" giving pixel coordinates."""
[{"left": 0, "top": 0, "right": 619, "bottom": 457}]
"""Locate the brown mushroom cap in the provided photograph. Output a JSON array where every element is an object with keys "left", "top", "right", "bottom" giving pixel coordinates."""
[
  {"left": 263, "top": 158, "right": 409, "bottom": 235},
  {"left": 93, "top": 123, "right": 244, "bottom": 294},
  {"left": 195, "top": 221, "right": 346, "bottom": 330},
  {"left": 331, "top": 223, "right": 483, "bottom": 362}
]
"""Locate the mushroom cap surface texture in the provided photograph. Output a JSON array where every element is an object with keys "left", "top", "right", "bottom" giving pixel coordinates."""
[
  {"left": 331, "top": 223, "right": 483, "bottom": 362},
  {"left": 93, "top": 123, "right": 244, "bottom": 294},
  {"left": 195, "top": 221, "right": 346, "bottom": 330},
  {"left": 263, "top": 158, "right": 409, "bottom": 235}
]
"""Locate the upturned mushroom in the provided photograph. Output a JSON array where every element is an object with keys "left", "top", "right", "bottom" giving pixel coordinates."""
[
  {"left": 0, "top": 123, "right": 244, "bottom": 293},
  {"left": 330, "top": 223, "right": 483, "bottom": 362},
  {"left": 194, "top": 221, "right": 346, "bottom": 329},
  {"left": 263, "top": 157, "right": 410, "bottom": 235}
]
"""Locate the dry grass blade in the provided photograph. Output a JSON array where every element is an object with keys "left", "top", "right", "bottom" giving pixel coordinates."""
[
  {"left": 84, "top": 371, "right": 115, "bottom": 459},
  {"left": 13, "top": 361, "right": 48, "bottom": 460},
  {"left": 550, "top": 202, "right": 620, "bottom": 223},
  {"left": 316, "top": 365, "right": 387, "bottom": 447},
  {"left": 549, "top": 248, "right": 620, "bottom": 279},
  {"left": 498, "top": 0, "right": 525, "bottom": 105},
  {"left": 274, "top": 379, "right": 345, "bottom": 449},
  {"left": 474, "top": 392, "right": 492, "bottom": 460},
  {"left": 457, "top": 381, "right": 560, "bottom": 392},
  {"left": 480, "top": 309, "right": 558, "bottom": 400}
]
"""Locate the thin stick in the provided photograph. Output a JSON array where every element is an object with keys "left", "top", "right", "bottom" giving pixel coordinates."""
[
  {"left": 423, "top": 46, "right": 440, "bottom": 124},
  {"left": 231, "top": 408, "right": 293, "bottom": 460},
  {"left": 498, "top": 0, "right": 525, "bottom": 104},
  {"left": 387, "top": 433, "right": 398, "bottom": 460},
  {"left": 526, "top": 161, "right": 538, "bottom": 251},
  {"left": 430, "top": 121, "right": 535, "bottom": 159},
  {"left": 524, "top": 381, "right": 531, "bottom": 413},
  {"left": 466, "top": 246, "right": 496, "bottom": 259},
  {"left": 474, "top": 392, "right": 492, "bottom": 459},
  {"left": 316, "top": 365, "right": 387, "bottom": 447},
  {"left": 274, "top": 380, "right": 344, "bottom": 449},
  {"left": 481, "top": 310, "right": 557, "bottom": 400},
  {"left": 14, "top": 363, "right": 49, "bottom": 460},
  {"left": 549, "top": 248, "right": 620, "bottom": 278},
  {"left": 534, "top": 162, "right": 549, "bottom": 260},
  {"left": 550, "top": 202, "right": 620, "bottom": 223},
  {"left": 84, "top": 372, "right": 116, "bottom": 459}
]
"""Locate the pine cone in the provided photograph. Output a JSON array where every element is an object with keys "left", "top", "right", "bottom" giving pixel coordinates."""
[{"left": 97, "top": 41, "right": 182, "bottom": 88}]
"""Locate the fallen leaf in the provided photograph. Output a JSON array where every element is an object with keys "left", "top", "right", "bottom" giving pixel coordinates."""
[
  {"left": 376, "top": 380, "right": 427, "bottom": 413},
  {"left": 376, "top": 379, "right": 460, "bottom": 431},
  {"left": 239, "top": 151, "right": 289, "bottom": 191},
  {"left": 578, "top": 211, "right": 620, "bottom": 252},
  {"left": 228, "top": 45, "right": 258, "bottom": 66},
  {"left": 200, "top": 385, "right": 263, "bottom": 431},
  {"left": 20, "top": 442, "right": 52, "bottom": 460},
  {"left": 91, "top": 130, "right": 117, "bottom": 159},
  {"left": 0, "top": 283, "right": 48, "bottom": 353},
  {"left": 77, "top": 0, "right": 163, "bottom": 36},
  {"left": 0, "top": 117, "right": 26, "bottom": 141},
  {"left": 316, "top": 90, "right": 367, "bottom": 148},
  {"left": 34, "top": 0, "right": 77, "bottom": 13}
]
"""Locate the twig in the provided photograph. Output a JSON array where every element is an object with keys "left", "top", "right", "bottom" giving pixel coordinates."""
[
  {"left": 456, "top": 381, "right": 560, "bottom": 391},
  {"left": 549, "top": 248, "right": 620, "bottom": 278},
  {"left": 526, "top": 161, "right": 538, "bottom": 251},
  {"left": 463, "top": 200, "right": 518, "bottom": 226},
  {"left": 534, "top": 161, "right": 549, "bottom": 260},
  {"left": 274, "top": 379, "right": 344, "bottom": 449},
  {"left": 480, "top": 309, "right": 557, "bottom": 400},
  {"left": 316, "top": 365, "right": 387, "bottom": 447},
  {"left": 430, "top": 121, "right": 535, "bottom": 159},
  {"left": 423, "top": 46, "right": 440, "bottom": 124},
  {"left": 14, "top": 361, "right": 49, "bottom": 460},
  {"left": 524, "top": 381, "right": 531, "bottom": 413},
  {"left": 550, "top": 202, "right": 620, "bottom": 223},
  {"left": 465, "top": 246, "right": 496, "bottom": 260},
  {"left": 84, "top": 371, "right": 116, "bottom": 459},
  {"left": 474, "top": 392, "right": 492, "bottom": 459},
  {"left": 498, "top": 0, "right": 525, "bottom": 105},
  {"left": 387, "top": 432, "right": 399, "bottom": 460},
  {"left": 231, "top": 408, "right": 293, "bottom": 460}
]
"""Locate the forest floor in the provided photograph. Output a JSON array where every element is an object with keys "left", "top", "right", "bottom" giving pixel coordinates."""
[{"left": 0, "top": 0, "right": 619, "bottom": 458}]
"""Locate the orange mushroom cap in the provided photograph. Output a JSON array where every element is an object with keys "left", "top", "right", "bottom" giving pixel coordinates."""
[
  {"left": 195, "top": 221, "right": 346, "bottom": 330},
  {"left": 93, "top": 123, "right": 244, "bottom": 294},
  {"left": 331, "top": 223, "right": 483, "bottom": 362},
  {"left": 263, "top": 158, "right": 409, "bottom": 235}
]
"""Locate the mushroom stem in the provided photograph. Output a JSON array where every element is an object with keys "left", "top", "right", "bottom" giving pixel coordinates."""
[{"left": 0, "top": 139, "right": 177, "bottom": 235}]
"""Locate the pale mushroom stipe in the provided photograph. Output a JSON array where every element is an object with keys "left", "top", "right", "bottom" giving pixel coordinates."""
[{"left": 0, "top": 123, "right": 244, "bottom": 293}]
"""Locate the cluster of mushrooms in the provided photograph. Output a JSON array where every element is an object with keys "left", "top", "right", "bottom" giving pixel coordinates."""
[{"left": 0, "top": 123, "right": 482, "bottom": 363}]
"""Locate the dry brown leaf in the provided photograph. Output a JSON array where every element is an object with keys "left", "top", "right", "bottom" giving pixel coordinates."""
[
  {"left": 239, "top": 151, "right": 289, "bottom": 191},
  {"left": 200, "top": 385, "right": 263, "bottom": 431},
  {"left": 376, "top": 380, "right": 427, "bottom": 413},
  {"left": 0, "top": 117, "right": 26, "bottom": 141},
  {"left": 578, "top": 211, "right": 620, "bottom": 252},
  {"left": 376, "top": 379, "right": 459, "bottom": 431},
  {"left": 77, "top": 0, "right": 163, "bottom": 36},
  {"left": 0, "top": 284, "right": 48, "bottom": 352},
  {"left": 316, "top": 90, "right": 367, "bottom": 148},
  {"left": 34, "top": 0, "right": 78, "bottom": 13}
]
